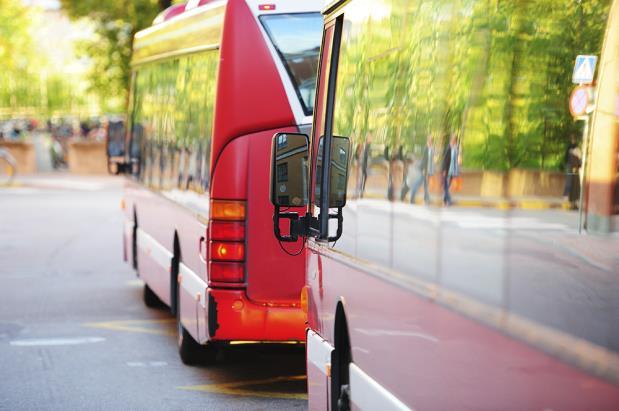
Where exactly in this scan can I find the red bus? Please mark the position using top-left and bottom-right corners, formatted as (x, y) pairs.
(109, 0), (324, 364)
(270, 0), (619, 409)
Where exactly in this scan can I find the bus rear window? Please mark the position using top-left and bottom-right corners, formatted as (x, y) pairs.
(260, 13), (323, 116)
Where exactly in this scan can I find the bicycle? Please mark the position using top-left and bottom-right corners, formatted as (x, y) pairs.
(0, 148), (17, 186)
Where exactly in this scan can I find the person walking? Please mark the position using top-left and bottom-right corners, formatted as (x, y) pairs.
(563, 138), (582, 209)
(404, 135), (434, 204)
(442, 134), (460, 206)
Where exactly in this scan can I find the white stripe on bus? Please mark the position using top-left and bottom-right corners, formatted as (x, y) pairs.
(137, 228), (173, 270)
(349, 363), (412, 411)
(180, 262), (207, 308)
(306, 329), (333, 374)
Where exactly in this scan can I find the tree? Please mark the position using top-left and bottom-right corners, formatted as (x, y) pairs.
(0, 0), (87, 118)
(60, 0), (174, 112)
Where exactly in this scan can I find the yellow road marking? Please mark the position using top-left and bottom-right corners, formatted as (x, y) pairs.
(179, 375), (308, 400)
(83, 319), (176, 336)
(126, 279), (144, 287)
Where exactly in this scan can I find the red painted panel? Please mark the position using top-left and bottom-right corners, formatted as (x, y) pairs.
(308, 245), (619, 410)
(210, 136), (249, 200)
(211, 0), (294, 176)
(244, 127), (306, 303)
(209, 288), (305, 341)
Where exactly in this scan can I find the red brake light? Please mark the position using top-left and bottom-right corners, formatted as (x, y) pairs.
(258, 4), (276, 10)
(209, 241), (245, 262)
(210, 221), (245, 241)
(209, 262), (244, 282)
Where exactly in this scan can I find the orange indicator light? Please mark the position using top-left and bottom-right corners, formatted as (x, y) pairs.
(211, 200), (246, 221)
(258, 4), (276, 10)
(300, 286), (309, 315)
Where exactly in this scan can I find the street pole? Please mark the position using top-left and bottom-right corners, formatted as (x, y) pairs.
(577, 113), (591, 234)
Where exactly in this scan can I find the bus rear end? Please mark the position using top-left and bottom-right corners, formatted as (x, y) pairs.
(204, 0), (324, 343)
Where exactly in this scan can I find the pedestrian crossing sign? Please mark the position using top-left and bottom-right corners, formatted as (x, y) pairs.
(572, 55), (597, 84)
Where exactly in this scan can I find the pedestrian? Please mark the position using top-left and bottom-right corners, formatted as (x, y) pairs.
(442, 134), (461, 206)
(403, 135), (434, 204)
(359, 140), (370, 198)
(563, 136), (582, 209)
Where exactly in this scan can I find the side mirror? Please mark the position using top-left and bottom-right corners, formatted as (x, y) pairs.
(270, 132), (310, 207)
(270, 132), (312, 242)
(315, 135), (351, 208)
(328, 136), (350, 207)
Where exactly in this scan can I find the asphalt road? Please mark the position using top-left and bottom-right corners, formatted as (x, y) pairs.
(0, 175), (307, 411)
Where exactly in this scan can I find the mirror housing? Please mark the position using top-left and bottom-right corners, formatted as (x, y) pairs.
(270, 132), (310, 207)
(328, 136), (350, 208)
(315, 135), (351, 208)
(270, 132), (314, 243)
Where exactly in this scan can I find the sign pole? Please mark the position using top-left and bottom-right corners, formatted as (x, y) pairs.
(577, 111), (591, 234)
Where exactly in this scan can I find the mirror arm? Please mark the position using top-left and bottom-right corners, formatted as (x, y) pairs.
(273, 206), (317, 242)
(326, 207), (344, 242)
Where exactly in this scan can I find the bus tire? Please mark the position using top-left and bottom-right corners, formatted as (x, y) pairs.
(143, 283), (164, 308)
(331, 304), (352, 411)
(170, 234), (180, 317)
(178, 323), (204, 366)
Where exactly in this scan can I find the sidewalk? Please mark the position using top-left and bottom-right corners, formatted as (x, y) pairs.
(448, 195), (570, 210)
(5, 173), (123, 192)
(362, 190), (572, 210)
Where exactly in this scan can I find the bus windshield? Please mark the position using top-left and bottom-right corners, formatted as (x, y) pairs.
(260, 13), (323, 116)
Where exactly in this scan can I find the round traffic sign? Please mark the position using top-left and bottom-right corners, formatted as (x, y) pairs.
(569, 85), (591, 117)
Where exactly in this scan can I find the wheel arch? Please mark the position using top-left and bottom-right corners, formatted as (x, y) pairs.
(132, 206), (139, 270)
(170, 230), (181, 316)
(331, 299), (352, 410)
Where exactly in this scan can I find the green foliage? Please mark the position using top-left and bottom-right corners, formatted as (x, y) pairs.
(333, 0), (611, 171)
(60, 0), (172, 112)
(0, 1), (87, 118)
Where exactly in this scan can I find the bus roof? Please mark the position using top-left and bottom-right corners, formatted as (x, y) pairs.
(133, 0), (323, 67)
(132, 1), (226, 66)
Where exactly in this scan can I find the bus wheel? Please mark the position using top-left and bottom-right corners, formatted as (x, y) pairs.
(177, 322), (204, 366)
(337, 383), (351, 411)
(332, 347), (351, 411)
(332, 305), (352, 411)
(143, 284), (165, 308)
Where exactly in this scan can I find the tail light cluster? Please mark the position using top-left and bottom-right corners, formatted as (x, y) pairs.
(208, 200), (246, 283)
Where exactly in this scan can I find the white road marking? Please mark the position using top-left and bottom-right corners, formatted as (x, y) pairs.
(22, 179), (106, 191)
(0, 188), (42, 195)
(10, 337), (106, 346)
(126, 279), (144, 287)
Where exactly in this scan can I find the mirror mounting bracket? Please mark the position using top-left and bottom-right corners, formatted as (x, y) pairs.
(326, 207), (344, 242)
(316, 207), (343, 242)
(273, 206), (318, 242)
